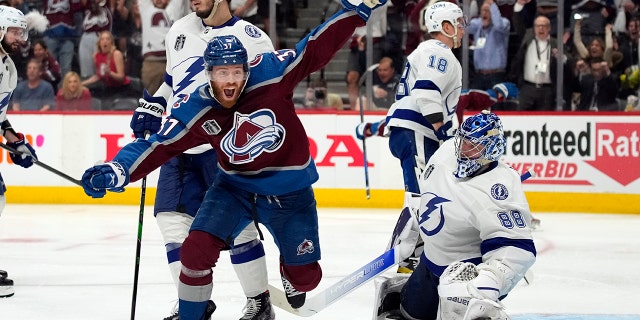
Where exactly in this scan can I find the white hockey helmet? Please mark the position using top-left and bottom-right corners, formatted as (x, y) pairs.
(422, 1), (466, 33)
(0, 5), (28, 42)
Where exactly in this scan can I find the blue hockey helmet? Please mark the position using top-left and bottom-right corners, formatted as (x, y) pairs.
(204, 35), (249, 72)
(454, 110), (506, 178)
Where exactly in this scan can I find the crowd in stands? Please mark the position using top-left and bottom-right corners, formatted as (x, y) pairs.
(6, 0), (640, 112)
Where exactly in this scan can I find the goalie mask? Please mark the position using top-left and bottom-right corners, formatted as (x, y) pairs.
(454, 110), (505, 178)
(204, 35), (250, 108)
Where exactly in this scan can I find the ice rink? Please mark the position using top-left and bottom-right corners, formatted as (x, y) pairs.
(1, 204), (639, 320)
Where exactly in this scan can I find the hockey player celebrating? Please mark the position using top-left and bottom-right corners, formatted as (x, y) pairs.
(379, 1), (468, 274)
(127, 0), (274, 318)
(81, 1), (387, 319)
(380, 110), (537, 320)
(0, 5), (39, 298)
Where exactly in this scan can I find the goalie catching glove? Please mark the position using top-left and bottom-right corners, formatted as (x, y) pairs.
(129, 90), (166, 139)
(81, 162), (130, 198)
(7, 133), (37, 168)
(437, 261), (511, 320)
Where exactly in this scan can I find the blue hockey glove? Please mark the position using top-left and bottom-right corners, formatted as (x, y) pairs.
(489, 82), (519, 101)
(342, 0), (388, 21)
(81, 162), (130, 198)
(434, 121), (454, 141)
(355, 120), (385, 140)
(130, 90), (166, 139)
(7, 133), (37, 168)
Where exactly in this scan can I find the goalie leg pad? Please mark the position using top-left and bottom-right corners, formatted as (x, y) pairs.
(373, 274), (410, 320)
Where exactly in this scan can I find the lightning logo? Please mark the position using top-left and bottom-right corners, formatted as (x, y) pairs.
(418, 192), (450, 236)
(173, 57), (205, 98)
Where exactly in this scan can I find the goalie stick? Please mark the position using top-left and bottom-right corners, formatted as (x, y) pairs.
(0, 142), (82, 186)
(268, 169), (538, 316)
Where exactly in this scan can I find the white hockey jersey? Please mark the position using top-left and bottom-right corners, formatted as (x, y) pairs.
(417, 139), (536, 293)
(0, 54), (18, 124)
(157, 13), (274, 153)
(387, 39), (462, 140)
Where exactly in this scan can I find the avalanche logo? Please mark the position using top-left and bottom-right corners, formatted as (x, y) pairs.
(220, 109), (285, 164)
(418, 192), (451, 236)
(297, 239), (315, 255)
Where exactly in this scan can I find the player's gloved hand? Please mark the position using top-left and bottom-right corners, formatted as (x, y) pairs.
(342, 0), (388, 21)
(355, 120), (385, 140)
(434, 121), (454, 141)
(489, 82), (519, 101)
(7, 133), (37, 168)
(81, 162), (130, 198)
(130, 90), (166, 139)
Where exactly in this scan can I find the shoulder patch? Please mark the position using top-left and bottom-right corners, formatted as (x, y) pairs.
(174, 34), (186, 51)
(244, 25), (262, 38)
(490, 183), (509, 200)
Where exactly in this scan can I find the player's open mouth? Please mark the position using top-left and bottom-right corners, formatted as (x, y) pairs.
(224, 89), (235, 98)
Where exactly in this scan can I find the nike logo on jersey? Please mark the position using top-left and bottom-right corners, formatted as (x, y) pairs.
(220, 109), (285, 164)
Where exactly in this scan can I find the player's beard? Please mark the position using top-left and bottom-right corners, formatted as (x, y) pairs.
(1, 38), (21, 55)
(211, 81), (244, 108)
(194, 0), (215, 19)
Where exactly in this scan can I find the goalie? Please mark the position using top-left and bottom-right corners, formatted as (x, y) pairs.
(374, 111), (536, 320)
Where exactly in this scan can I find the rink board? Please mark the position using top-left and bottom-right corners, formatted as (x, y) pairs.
(2, 111), (640, 213)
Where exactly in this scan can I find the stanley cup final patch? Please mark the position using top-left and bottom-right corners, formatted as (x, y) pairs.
(202, 120), (221, 135)
(174, 34), (186, 51)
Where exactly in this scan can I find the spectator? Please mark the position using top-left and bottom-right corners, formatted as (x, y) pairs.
(109, 0), (134, 62)
(509, 15), (571, 110)
(11, 59), (56, 111)
(573, 56), (621, 111)
(616, 14), (640, 100)
(30, 39), (62, 90)
(468, 0), (511, 90)
(79, 0), (113, 79)
(138, 0), (188, 95)
(574, 21), (620, 67)
(82, 31), (137, 107)
(56, 71), (93, 111)
(346, 1), (388, 109)
(41, 0), (84, 78)
(303, 78), (344, 110)
(357, 56), (399, 110)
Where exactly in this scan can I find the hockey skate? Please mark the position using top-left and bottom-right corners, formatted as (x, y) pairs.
(280, 274), (306, 309)
(162, 300), (216, 320)
(240, 291), (275, 320)
(0, 270), (14, 298)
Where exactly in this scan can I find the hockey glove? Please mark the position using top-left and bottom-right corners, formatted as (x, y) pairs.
(81, 162), (130, 198)
(130, 90), (166, 139)
(7, 133), (37, 168)
(434, 121), (454, 142)
(355, 120), (385, 140)
(342, 0), (388, 21)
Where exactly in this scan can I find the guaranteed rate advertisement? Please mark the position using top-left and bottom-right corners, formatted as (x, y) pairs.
(0, 112), (638, 205)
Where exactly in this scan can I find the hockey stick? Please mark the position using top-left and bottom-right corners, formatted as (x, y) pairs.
(269, 245), (403, 317)
(357, 63), (379, 200)
(130, 132), (150, 320)
(0, 142), (82, 186)
(268, 169), (538, 316)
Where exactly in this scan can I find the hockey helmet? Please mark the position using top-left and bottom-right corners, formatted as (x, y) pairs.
(422, 2), (466, 33)
(0, 5), (27, 42)
(454, 110), (506, 178)
(204, 35), (249, 70)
